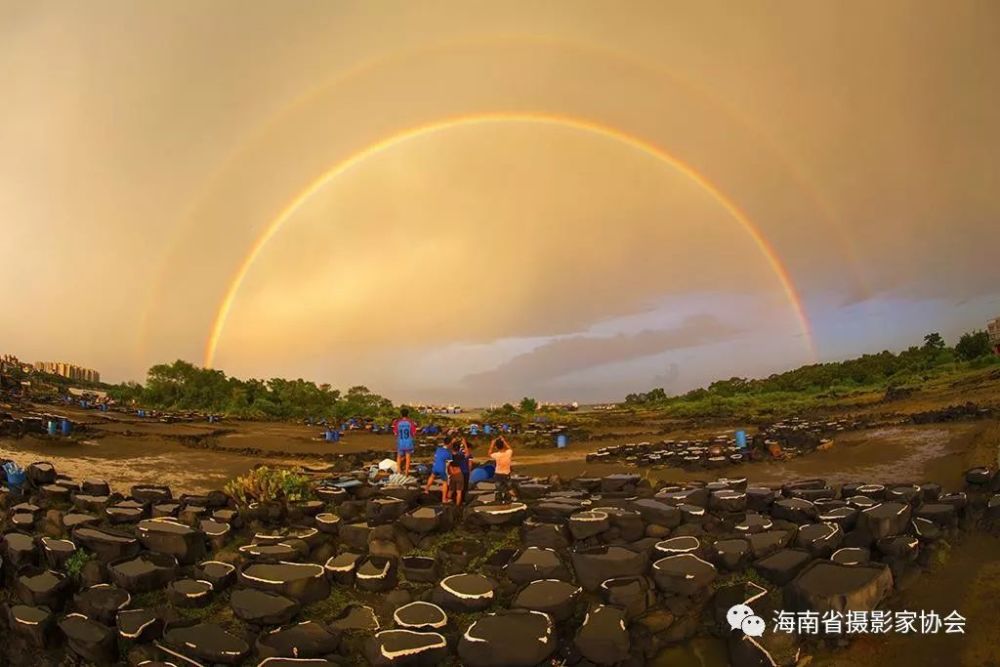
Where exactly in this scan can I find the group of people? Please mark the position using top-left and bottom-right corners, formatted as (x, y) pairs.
(391, 408), (515, 506)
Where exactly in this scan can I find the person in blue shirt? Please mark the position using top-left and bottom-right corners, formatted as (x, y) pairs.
(392, 407), (418, 476)
(424, 437), (453, 499)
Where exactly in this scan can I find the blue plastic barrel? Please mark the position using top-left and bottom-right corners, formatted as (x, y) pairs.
(470, 425), (479, 436)
(556, 434), (568, 448)
(47, 420), (58, 436)
(484, 424), (493, 435)
(60, 419), (72, 436)
(736, 430), (747, 449)
(470, 464), (495, 485)
(324, 430), (340, 442)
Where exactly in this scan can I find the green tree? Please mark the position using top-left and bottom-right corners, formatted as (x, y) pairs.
(110, 359), (395, 421)
(519, 396), (538, 413)
(955, 330), (992, 361)
(923, 332), (946, 350)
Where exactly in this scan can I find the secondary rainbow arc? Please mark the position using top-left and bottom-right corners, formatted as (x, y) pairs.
(204, 112), (817, 368)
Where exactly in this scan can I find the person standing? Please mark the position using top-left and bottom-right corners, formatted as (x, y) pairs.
(392, 407), (418, 477)
(450, 437), (471, 503)
(446, 460), (464, 506)
(425, 437), (453, 500)
(488, 435), (514, 503)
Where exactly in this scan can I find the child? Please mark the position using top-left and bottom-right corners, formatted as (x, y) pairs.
(446, 460), (464, 506)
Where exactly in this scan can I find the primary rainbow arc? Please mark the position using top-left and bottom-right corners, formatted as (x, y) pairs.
(203, 112), (817, 368)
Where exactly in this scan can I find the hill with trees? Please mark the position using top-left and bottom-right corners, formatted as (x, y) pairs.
(623, 330), (999, 418)
(107, 360), (397, 421)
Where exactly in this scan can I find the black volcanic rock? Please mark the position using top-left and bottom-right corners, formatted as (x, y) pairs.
(505, 547), (569, 584)
(457, 610), (556, 667)
(108, 552), (178, 593)
(7, 604), (53, 648)
(73, 526), (141, 563)
(137, 518), (205, 564)
(785, 560), (894, 613)
(755, 548), (813, 586)
(651, 554), (717, 595)
(365, 629), (448, 666)
(163, 622), (251, 665)
(512, 578), (582, 621)
(255, 620), (341, 659)
(574, 604), (630, 665)
(15, 567), (70, 609)
(434, 573), (497, 613)
(73, 583), (131, 624)
(230, 588), (300, 625)
(59, 613), (117, 664)
(116, 607), (163, 643)
(571, 546), (649, 592)
(238, 561), (330, 604)
(393, 601), (448, 631)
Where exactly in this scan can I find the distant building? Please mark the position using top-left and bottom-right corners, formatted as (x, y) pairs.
(34, 361), (100, 383)
(989, 317), (1000, 355)
(1, 354), (34, 374)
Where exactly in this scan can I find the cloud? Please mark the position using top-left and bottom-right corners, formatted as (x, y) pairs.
(649, 363), (681, 389)
(462, 315), (742, 394)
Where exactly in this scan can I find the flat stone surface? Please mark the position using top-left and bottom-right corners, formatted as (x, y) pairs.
(457, 610), (556, 667)
(163, 622), (250, 665)
(393, 601), (448, 630)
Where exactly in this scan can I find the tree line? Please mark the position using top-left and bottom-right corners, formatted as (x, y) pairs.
(624, 329), (997, 407)
(107, 360), (397, 421)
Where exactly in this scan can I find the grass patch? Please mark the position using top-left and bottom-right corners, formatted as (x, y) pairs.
(300, 585), (356, 622)
(132, 589), (168, 608)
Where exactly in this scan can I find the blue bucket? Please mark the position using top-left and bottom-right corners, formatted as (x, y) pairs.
(3, 462), (26, 488)
(556, 434), (568, 448)
(60, 419), (72, 436)
(736, 430), (747, 449)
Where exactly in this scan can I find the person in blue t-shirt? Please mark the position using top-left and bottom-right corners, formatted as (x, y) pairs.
(392, 407), (418, 477)
(424, 438), (453, 499)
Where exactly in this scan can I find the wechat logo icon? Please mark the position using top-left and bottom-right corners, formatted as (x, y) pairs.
(727, 603), (766, 637)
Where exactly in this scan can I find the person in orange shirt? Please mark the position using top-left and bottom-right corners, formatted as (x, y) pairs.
(487, 435), (515, 503)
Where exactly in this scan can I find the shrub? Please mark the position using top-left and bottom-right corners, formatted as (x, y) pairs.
(65, 549), (94, 577)
(224, 466), (312, 506)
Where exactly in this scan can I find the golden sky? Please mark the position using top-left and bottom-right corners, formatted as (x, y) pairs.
(2, 1), (998, 403)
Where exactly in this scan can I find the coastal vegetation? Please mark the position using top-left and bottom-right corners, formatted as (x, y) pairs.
(623, 331), (1000, 420)
(106, 360), (397, 421)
